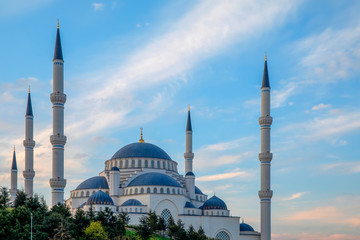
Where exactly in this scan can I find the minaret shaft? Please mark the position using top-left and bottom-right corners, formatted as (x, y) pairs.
(10, 149), (18, 202)
(23, 91), (35, 196)
(49, 24), (67, 206)
(259, 58), (273, 240)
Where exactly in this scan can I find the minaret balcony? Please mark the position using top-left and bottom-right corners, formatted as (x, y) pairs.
(23, 170), (35, 178)
(50, 135), (67, 145)
(23, 139), (35, 147)
(50, 92), (66, 104)
(259, 152), (273, 162)
(49, 178), (67, 188)
(184, 153), (194, 159)
(259, 116), (273, 125)
(258, 190), (273, 199)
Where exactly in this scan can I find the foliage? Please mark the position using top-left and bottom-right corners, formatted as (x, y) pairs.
(84, 221), (108, 240)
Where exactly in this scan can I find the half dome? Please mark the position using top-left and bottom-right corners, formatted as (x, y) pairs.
(240, 222), (255, 232)
(127, 172), (181, 187)
(121, 199), (143, 206)
(202, 195), (227, 210)
(111, 142), (172, 160)
(76, 176), (109, 190)
(86, 190), (114, 205)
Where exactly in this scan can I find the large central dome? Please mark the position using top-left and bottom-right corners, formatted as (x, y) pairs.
(111, 142), (172, 160)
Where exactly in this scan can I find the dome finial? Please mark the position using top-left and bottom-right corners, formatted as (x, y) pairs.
(188, 104), (190, 111)
(28, 85), (30, 93)
(139, 128), (145, 143)
(265, 52), (267, 61)
(57, 19), (59, 29)
(13, 145), (15, 151)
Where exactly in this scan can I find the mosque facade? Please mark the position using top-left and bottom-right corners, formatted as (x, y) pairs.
(9, 23), (274, 240)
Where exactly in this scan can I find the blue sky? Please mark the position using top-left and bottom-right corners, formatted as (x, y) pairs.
(0, 0), (360, 239)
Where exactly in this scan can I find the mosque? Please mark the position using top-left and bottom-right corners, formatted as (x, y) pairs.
(8, 22), (273, 240)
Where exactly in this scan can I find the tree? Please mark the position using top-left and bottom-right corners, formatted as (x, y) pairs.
(72, 208), (90, 239)
(14, 190), (27, 208)
(84, 221), (108, 240)
(0, 187), (10, 208)
(118, 212), (130, 226)
(136, 215), (152, 240)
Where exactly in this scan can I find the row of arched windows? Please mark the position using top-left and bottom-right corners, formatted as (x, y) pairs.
(106, 159), (178, 172)
(71, 190), (109, 198)
(124, 187), (184, 195)
(204, 210), (229, 216)
(196, 195), (206, 201)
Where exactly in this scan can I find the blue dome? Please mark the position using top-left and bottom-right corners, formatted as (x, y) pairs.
(184, 201), (196, 208)
(195, 186), (203, 194)
(111, 142), (172, 160)
(86, 190), (114, 205)
(121, 199), (143, 206)
(111, 166), (120, 171)
(202, 195), (227, 210)
(76, 176), (109, 190)
(128, 172), (181, 187)
(185, 171), (195, 176)
(240, 222), (255, 232)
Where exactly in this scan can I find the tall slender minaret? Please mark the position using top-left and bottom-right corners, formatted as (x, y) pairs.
(184, 106), (195, 199)
(49, 20), (67, 206)
(23, 87), (36, 196)
(258, 53), (273, 240)
(9, 147), (18, 202)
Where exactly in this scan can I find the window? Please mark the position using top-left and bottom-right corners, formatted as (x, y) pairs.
(151, 160), (154, 168)
(163, 162), (165, 169)
(93, 191), (95, 194)
(157, 161), (160, 168)
(177, 189), (180, 195)
(145, 160), (148, 167)
(215, 231), (230, 240)
(141, 188), (144, 194)
(154, 188), (157, 193)
(160, 188), (164, 194)
(100, 207), (102, 211)
(192, 210), (194, 215)
(160, 209), (172, 226)
(135, 208), (137, 212)
(120, 161), (123, 168)
(166, 188), (170, 194)
(130, 208), (132, 212)
(130, 189), (133, 194)
(86, 191), (90, 197)
(135, 188), (138, 194)
(132, 160), (135, 167)
(125, 160), (129, 168)
(147, 188), (151, 193)
(172, 189), (175, 194)
(196, 196), (198, 201)
(138, 160), (142, 167)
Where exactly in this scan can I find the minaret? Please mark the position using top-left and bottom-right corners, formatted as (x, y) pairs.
(49, 20), (67, 206)
(23, 87), (36, 196)
(184, 106), (195, 199)
(9, 147), (18, 202)
(258, 53), (273, 240)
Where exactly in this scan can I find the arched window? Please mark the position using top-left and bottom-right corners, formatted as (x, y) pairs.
(222, 212), (224, 216)
(188, 210), (190, 214)
(166, 188), (170, 194)
(167, 162), (170, 169)
(177, 189), (180, 195)
(92, 191), (95, 195)
(141, 188), (144, 194)
(160, 209), (172, 226)
(157, 161), (160, 168)
(217, 211), (219, 216)
(211, 211), (213, 215)
(135, 208), (137, 212)
(120, 160), (123, 168)
(135, 188), (138, 194)
(154, 188), (157, 193)
(215, 231), (231, 240)
(145, 160), (148, 168)
(151, 160), (154, 168)
(196, 196), (198, 201)
(172, 189), (175, 194)
(147, 188), (151, 193)
(160, 188), (164, 194)
(86, 191), (90, 197)
(192, 210), (194, 215)
(130, 189), (133, 194)
(76, 192), (79, 197)
(125, 160), (129, 168)
(138, 160), (142, 167)
(100, 207), (102, 211)
(130, 208), (132, 212)
(132, 160), (135, 167)
(163, 162), (166, 169)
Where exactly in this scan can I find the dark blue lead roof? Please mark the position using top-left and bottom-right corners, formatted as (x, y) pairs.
(202, 195), (227, 210)
(185, 171), (195, 176)
(186, 109), (192, 131)
(86, 190), (114, 206)
(195, 186), (203, 194)
(26, 92), (33, 116)
(240, 222), (255, 232)
(53, 26), (63, 61)
(262, 59), (270, 88)
(76, 176), (109, 190)
(184, 201), (196, 208)
(11, 150), (17, 170)
(111, 142), (172, 160)
(127, 172), (181, 187)
(111, 166), (120, 171)
(121, 199), (143, 206)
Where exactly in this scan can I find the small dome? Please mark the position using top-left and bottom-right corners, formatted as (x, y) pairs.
(76, 176), (109, 190)
(86, 190), (114, 205)
(121, 199), (143, 206)
(240, 222), (255, 232)
(185, 171), (195, 176)
(111, 142), (172, 160)
(202, 195), (227, 210)
(195, 186), (203, 194)
(184, 201), (196, 208)
(128, 172), (181, 187)
(111, 166), (120, 171)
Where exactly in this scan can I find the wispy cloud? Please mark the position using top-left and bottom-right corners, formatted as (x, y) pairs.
(197, 170), (252, 182)
(281, 192), (308, 201)
(92, 3), (104, 11)
(321, 161), (360, 174)
(312, 103), (331, 111)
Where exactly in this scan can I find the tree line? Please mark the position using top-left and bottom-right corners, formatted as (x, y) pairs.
(0, 187), (216, 240)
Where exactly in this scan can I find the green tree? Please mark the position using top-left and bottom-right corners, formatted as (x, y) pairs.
(84, 221), (108, 240)
(14, 190), (27, 208)
(118, 212), (130, 225)
(136, 215), (152, 240)
(0, 187), (10, 208)
(72, 208), (90, 239)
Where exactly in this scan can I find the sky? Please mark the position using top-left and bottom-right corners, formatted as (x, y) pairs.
(0, 0), (359, 239)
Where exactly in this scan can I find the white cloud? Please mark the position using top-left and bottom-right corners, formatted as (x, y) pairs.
(321, 161), (360, 174)
(197, 170), (252, 182)
(312, 103), (331, 111)
(281, 192), (308, 201)
(92, 3), (104, 11)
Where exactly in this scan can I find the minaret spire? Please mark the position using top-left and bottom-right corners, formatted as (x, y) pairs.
(184, 106), (195, 199)
(23, 89), (36, 196)
(49, 21), (67, 206)
(259, 55), (273, 240)
(10, 147), (18, 203)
